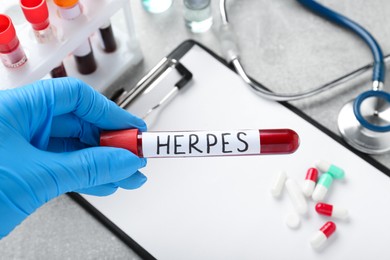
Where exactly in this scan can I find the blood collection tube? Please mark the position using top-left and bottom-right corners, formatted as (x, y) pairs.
(0, 15), (27, 68)
(53, 0), (97, 74)
(99, 20), (117, 53)
(100, 128), (299, 158)
(20, 0), (52, 43)
(50, 62), (67, 78)
(72, 39), (97, 74)
(20, 0), (68, 77)
(53, 0), (82, 20)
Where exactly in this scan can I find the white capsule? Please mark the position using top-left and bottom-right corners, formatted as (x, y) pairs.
(310, 231), (327, 249)
(315, 160), (345, 179)
(332, 206), (349, 220)
(271, 171), (287, 198)
(302, 180), (316, 197)
(302, 167), (318, 197)
(285, 179), (308, 215)
(310, 222), (336, 249)
(315, 202), (349, 220)
(312, 185), (327, 202)
(312, 173), (333, 202)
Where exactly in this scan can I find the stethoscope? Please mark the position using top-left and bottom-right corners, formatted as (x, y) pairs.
(219, 0), (390, 154)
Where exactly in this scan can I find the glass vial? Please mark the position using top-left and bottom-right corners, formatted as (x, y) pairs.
(73, 39), (97, 75)
(0, 14), (27, 68)
(183, 0), (213, 33)
(141, 0), (173, 14)
(99, 21), (117, 53)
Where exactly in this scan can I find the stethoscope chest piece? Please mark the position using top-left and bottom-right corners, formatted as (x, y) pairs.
(338, 93), (390, 154)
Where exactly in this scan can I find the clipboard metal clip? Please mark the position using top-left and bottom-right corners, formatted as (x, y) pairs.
(112, 58), (193, 119)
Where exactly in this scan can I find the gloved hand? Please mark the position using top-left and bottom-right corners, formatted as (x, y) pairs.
(0, 78), (147, 238)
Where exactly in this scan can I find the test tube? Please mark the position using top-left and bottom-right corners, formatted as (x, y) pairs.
(53, 0), (82, 20)
(50, 62), (67, 78)
(99, 20), (117, 53)
(100, 128), (300, 158)
(20, 0), (68, 77)
(0, 14), (28, 68)
(72, 39), (97, 75)
(20, 0), (52, 43)
(53, 0), (97, 75)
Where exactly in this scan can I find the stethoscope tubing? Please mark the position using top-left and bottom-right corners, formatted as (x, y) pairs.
(296, 0), (385, 83)
(220, 0), (389, 133)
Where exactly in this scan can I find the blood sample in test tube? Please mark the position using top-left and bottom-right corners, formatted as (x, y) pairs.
(53, 0), (97, 75)
(72, 39), (97, 75)
(100, 128), (300, 158)
(99, 20), (117, 53)
(20, 0), (68, 77)
(50, 62), (68, 78)
(0, 14), (27, 68)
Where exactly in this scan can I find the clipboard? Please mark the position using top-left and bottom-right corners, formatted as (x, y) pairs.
(70, 40), (390, 260)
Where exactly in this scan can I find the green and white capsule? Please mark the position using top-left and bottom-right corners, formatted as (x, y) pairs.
(312, 173), (333, 202)
(315, 161), (345, 179)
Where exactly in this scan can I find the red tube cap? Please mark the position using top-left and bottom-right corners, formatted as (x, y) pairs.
(100, 129), (139, 156)
(20, 0), (50, 30)
(0, 15), (19, 53)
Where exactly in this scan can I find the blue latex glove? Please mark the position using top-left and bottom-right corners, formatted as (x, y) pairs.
(0, 78), (147, 238)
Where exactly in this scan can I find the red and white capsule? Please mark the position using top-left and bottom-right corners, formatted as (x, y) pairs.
(302, 167), (318, 197)
(310, 221), (336, 249)
(315, 202), (349, 220)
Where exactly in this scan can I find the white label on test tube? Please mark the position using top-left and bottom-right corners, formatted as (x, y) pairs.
(73, 39), (91, 57)
(58, 3), (82, 20)
(0, 45), (27, 68)
(141, 130), (260, 158)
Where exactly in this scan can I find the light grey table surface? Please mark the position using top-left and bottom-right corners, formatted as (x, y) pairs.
(1, 0), (390, 259)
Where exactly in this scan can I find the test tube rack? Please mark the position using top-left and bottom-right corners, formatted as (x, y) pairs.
(0, 0), (143, 93)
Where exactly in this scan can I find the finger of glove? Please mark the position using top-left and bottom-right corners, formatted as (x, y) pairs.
(28, 78), (147, 131)
(51, 114), (99, 145)
(114, 171), (148, 190)
(47, 137), (90, 152)
(76, 183), (118, 196)
(49, 146), (147, 193)
(76, 171), (147, 196)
